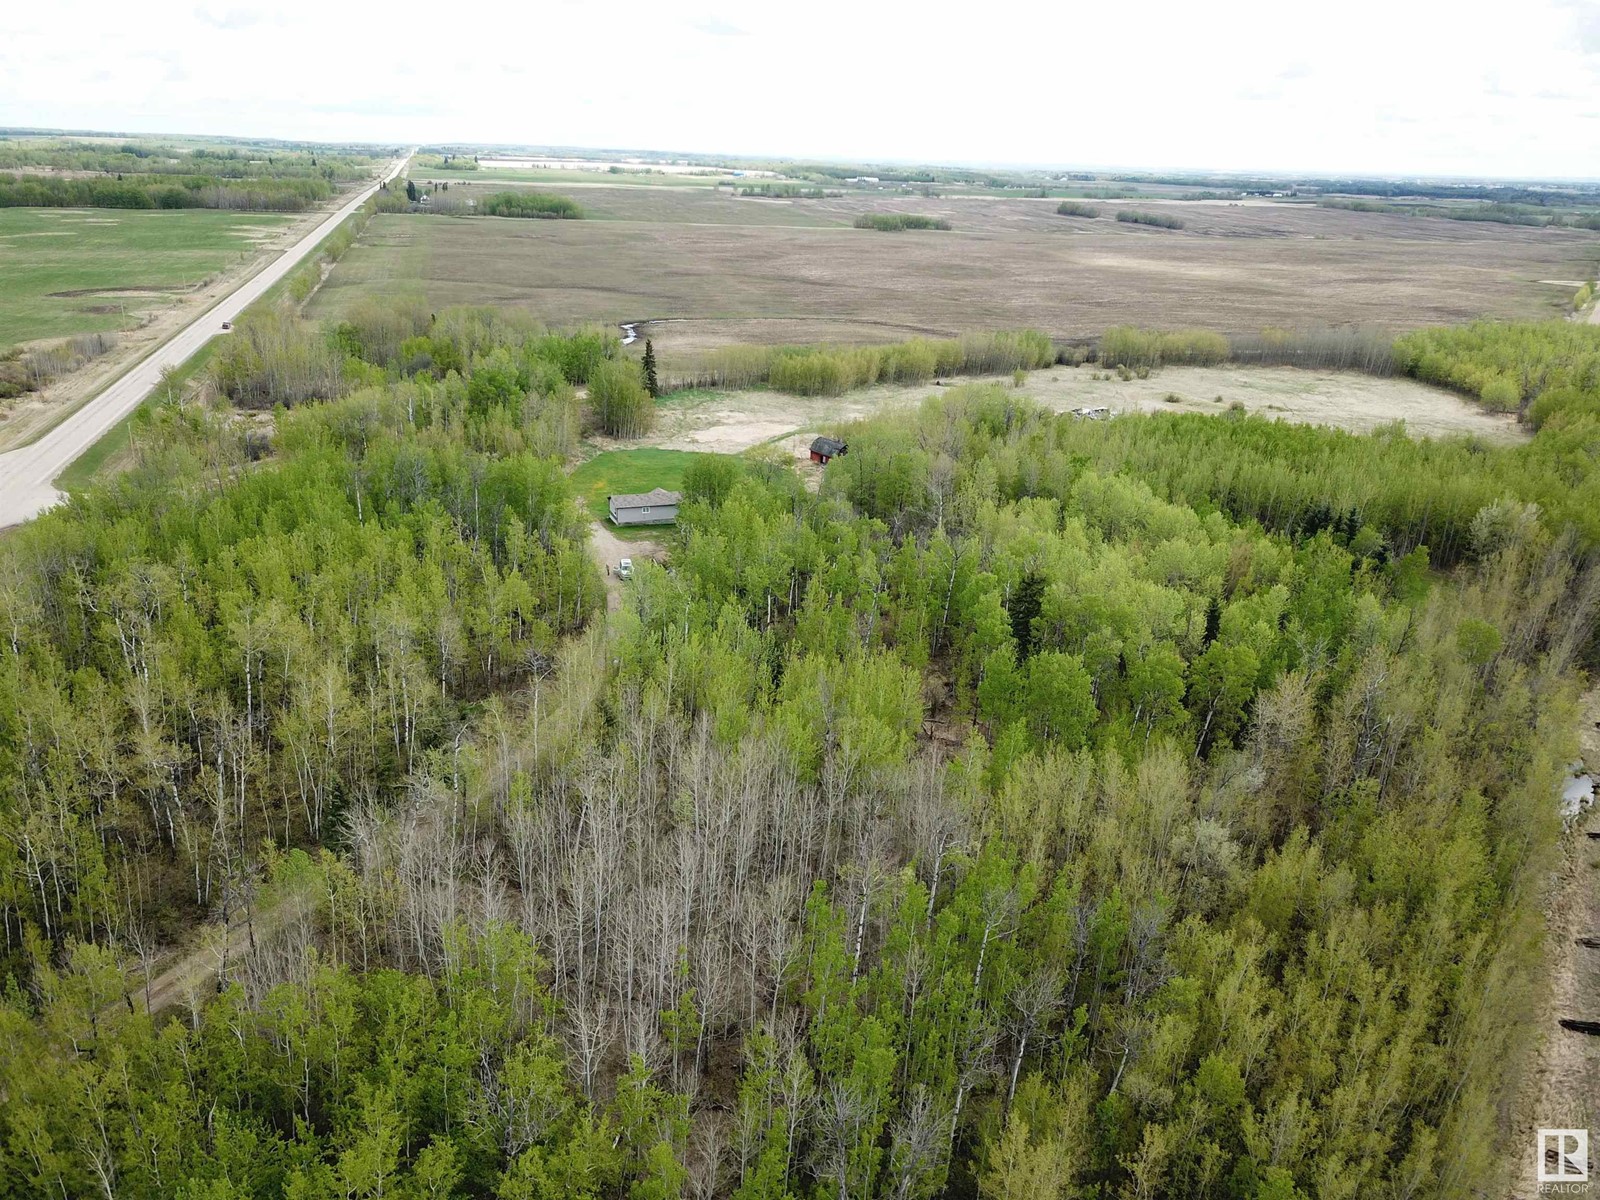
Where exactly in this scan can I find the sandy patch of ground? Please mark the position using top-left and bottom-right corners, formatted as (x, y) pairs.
(644, 364), (1525, 458)
(664, 416), (797, 454)
(1072, 364), (1526, 441)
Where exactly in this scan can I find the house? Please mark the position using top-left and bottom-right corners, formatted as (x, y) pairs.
(810, 436), (848, 464)
(608, 488), (680, 526)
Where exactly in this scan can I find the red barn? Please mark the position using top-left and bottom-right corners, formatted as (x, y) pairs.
(810, 436), (847, 464)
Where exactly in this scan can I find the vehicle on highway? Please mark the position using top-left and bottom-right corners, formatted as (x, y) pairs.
(221, 321), (233, 331)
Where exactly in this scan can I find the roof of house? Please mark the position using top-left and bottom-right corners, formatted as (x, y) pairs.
(609, 488), (682, 509)
(811, 436), (846, 455)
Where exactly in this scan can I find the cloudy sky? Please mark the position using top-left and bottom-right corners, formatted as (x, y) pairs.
(3, 0), (1598, 178)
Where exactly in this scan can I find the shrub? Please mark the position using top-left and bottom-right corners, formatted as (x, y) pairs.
(1229, 326), (1396, 374)
(1393, 321), (1600, 420)
(1116, 209), (1185, 229)
(0, 332), (119, 398)
(532, 328), (616, 385)
(1479, 376), (1522, 412)
(1318, 198), (1403, 214)
(211, 311), (345, 408)
(589, 359), (656, 438)
(480, 191), (584, 219)
(681, 454), (744, 506)
(740, 184), (828, 199)
(1056, 201), (1100, 218)
(853, 213), (952, 231)
(668, 330), (1054, 394)
(1098, 327), (1229, 369)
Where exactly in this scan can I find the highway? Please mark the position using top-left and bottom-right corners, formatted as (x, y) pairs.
(0, 153), (411, 528)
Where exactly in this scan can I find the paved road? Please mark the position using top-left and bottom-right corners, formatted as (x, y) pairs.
(0, 154), (411, 528)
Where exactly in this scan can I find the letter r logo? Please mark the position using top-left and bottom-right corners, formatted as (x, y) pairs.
(1538, 1128), (1589, 1181)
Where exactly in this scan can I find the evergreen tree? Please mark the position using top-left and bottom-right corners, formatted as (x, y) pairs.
(642, 338), (660, 398)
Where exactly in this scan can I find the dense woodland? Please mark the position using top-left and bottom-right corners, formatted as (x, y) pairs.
(1, 304), (1599, 1199)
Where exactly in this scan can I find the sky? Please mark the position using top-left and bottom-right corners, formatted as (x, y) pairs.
(3, 0), (1598, 179)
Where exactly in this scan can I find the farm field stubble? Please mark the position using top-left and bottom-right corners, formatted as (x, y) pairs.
(308, 186), (1600, 363)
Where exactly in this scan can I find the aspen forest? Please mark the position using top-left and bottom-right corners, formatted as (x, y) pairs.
(2, 303), (1599, 1200)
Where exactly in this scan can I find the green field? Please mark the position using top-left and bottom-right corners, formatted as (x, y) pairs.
(569, 448), (696, 523)
(419, 166), (725, 189)
(0, 208), (292, 345)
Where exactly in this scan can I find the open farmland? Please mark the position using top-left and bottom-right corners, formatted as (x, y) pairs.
(417, 165), (730, 188)
(0, 207), (294, 345)
(309, 186), (1600, 365)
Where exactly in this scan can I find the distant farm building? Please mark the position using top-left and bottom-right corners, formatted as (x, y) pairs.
(810, 436), (848, 464)
(608, 488), (681, 526)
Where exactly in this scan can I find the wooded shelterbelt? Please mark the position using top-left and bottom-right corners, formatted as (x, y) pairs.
(0, 139), (380, 212)
(1, 307), (1598, 1199)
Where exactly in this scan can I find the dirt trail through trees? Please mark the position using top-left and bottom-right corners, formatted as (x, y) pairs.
(1506, 685), (1600, 1197)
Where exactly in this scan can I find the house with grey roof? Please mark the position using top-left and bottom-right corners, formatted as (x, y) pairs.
(608, 488), (681, 526)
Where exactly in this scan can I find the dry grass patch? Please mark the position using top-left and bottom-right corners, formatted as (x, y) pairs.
(310, 193), (1599, 373)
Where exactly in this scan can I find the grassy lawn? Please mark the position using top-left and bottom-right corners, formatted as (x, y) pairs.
(569, 449), (697, 524)
(0, 208), (291, 346)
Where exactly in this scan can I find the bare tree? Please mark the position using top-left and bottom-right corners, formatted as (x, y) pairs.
(887, 1086), (950, 1200)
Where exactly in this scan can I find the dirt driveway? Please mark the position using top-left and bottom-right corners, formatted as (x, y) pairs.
(585, 515), (664, 612)
(1505, 685), (1600, 1197)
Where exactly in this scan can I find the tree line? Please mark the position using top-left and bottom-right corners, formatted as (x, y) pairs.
(1115, 210), (1185, 230)
(0, 139), (375, 181)
(0, 139), (379, 211)
(0, 332), (117, 400)
(854, 214), (952, 232)
(480, 191), (585, 220)
(0, 172), (336, 211)
(672, 331), (1056, 394)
